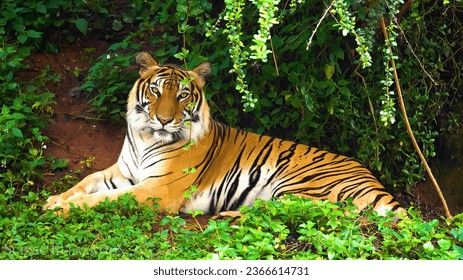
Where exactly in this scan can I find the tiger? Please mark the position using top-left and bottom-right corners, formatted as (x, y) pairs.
(43, 51), (403, 217)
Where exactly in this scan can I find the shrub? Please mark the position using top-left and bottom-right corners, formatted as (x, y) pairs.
(0, 42), (56, 202)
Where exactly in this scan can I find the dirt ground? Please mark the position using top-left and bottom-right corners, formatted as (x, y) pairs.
(29, 39), (452, 219)
(27, 39), (125, 178)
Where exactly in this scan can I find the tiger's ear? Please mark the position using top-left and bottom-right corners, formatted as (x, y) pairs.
(136, 52), (158, 76)
(193, 61), (211, 82)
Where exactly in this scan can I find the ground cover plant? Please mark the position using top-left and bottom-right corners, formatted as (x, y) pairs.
(1, 0), (463, 259)
(1, 193), (463, 260)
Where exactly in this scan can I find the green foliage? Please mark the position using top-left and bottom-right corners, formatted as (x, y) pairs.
(222, 0), (256, 109)
(1, 195), (463, 260)
(80, 46), (138, 122)
(0, 0), (156, 52)
(0, 40), (56, 196)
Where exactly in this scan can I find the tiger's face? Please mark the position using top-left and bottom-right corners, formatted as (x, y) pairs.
(127, 52), (211, 144)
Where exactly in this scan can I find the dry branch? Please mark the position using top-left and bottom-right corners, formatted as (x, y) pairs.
(379, 17), (453, 220)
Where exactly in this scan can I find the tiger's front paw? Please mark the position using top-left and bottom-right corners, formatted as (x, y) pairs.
(42, 194), (71, 214)
(43, 192), (110, 215)
(43, 194), (62, 210)
(42, 193), (85, 214)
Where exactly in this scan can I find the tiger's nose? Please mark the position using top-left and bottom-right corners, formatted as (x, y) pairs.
(156, 115), (174, 126)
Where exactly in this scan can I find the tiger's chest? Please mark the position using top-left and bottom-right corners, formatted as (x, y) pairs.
(117, 132), (210, 185)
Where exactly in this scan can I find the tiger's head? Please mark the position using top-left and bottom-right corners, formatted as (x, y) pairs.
(127, 52), (212, 144)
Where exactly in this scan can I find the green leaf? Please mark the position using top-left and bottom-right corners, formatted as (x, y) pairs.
(12, 112), (26, 120)
(324, 63), (335, 80)
(225, 93), (235, 106)
(423, 241), (434, 252)
(18, 46), (32, 57)
(17, 35), (28, 44)
(182, 167), (196, 174)
(46, 0), (62, 9)
(53, 19), (65, 27)
(1, 105), (11, 115)
(112, 19), (123, 31)
(450, 228), (463, 241)
(331, 45), (344, 60)
(36, 3), (47, 14)
(75, 18), (89, 35)
(327, 98), (336, 115)
(51, 158), (69, 170)
(26, 30), (42, 38)
(11, 127), (23, 138)
(177, 4), (188, 15)
(174, 47), (189, 60)
(437, 239), (452, 250)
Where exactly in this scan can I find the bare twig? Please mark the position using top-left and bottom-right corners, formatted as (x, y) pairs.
(269, 33), (280, 76)
(306, 1), (334, 50)
(380, 17), (452, 220)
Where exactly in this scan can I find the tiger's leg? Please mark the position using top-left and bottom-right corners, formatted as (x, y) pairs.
(43, 175), (184, 214)
(42, 163), (134, 212)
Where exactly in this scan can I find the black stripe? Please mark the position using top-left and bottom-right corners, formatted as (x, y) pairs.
(223, 170), (242, 211)
(229, 184), (257, 211)
(145, 172), (174, 179)
(135, 104), (144, 113)
(109, 177), (117, 189)
(120, 154), (135, 179)
(276, 142), (297, 166)
(208, 188), (218, 214)
(143, 155), (177, 169)
(126, 130), (139, 163)
(102, 173), (111, 190)
(371, 193), (389, 206)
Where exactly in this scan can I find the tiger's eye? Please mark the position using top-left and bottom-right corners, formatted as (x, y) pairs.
(178, 92), (189, 100)
(149, 87), (159, 96)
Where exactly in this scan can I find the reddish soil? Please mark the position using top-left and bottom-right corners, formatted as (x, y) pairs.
(29, 41), (450, 220)
(24, 39), (125, 184)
